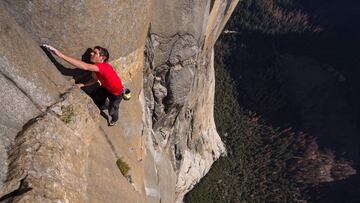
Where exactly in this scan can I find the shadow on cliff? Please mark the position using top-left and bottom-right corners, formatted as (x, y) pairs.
(41, 46), (94, 85)
(39, 49), (131, 176)
(41, 46), (112, 123)
(41, 46), (101, 96)
(0, 177), (32, 202)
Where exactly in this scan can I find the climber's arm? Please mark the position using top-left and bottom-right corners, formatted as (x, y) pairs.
(77, 73), (99, 88)
(43, 44), (99, 72)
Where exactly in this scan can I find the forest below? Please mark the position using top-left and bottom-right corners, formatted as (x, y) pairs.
(186, 0), (360, 202)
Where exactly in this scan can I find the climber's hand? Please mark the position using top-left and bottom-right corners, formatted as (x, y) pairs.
(76, 83), (85, 88)
(42, 44), (63, 57)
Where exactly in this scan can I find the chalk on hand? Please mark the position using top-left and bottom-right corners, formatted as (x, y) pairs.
(41, 44), (56, 52)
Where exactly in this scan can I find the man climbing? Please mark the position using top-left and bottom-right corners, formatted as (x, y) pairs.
(43, 44), (123, 126)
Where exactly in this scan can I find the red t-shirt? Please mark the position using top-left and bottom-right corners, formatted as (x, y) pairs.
(95, 62), (123, 96)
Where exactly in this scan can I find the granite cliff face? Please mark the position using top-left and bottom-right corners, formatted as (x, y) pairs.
(0, 1), (238, 202)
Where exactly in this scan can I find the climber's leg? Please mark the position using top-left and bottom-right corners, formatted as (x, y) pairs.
(92, 86), (109, 109)
(108, 94), (122, 125)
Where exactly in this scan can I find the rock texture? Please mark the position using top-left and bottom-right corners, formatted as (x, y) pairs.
(2, 0), (149, 59)
(0, 89), (99, 202)
(0, 5), (69, 190)
(143, 1), (239, 201)
(0, 0), (239, 202)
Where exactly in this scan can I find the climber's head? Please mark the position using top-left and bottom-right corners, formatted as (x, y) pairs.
(91, 46), (109, 63)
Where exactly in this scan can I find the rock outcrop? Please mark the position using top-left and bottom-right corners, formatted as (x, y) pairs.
(0, 0), (238, 202)
(143, 2), (238, 201)
(0, 5), (70, 191)
(0, 89), (100, 202)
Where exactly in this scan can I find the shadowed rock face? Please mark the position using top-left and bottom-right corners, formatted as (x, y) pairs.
(0, 0), (238, 202)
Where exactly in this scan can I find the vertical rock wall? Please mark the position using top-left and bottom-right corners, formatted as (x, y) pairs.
(143, 0), (239, 201)
(0, 5), (70, 190)
(2, 0), (150, 59)
(0, 1), (150, 202)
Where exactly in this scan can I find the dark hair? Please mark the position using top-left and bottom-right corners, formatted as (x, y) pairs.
(94, 46), (110, 62)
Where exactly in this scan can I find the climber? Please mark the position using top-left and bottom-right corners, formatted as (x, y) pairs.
(43, 44), (123, 126)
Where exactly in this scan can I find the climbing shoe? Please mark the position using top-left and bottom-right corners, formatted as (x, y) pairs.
(109, 119), (118, 126)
